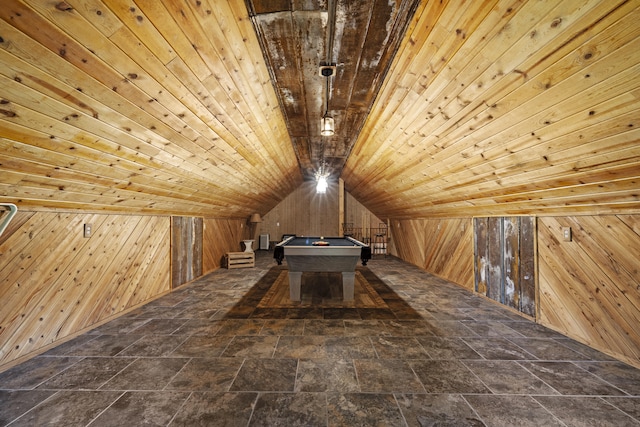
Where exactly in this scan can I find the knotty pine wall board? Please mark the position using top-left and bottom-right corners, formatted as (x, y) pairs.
(0, 212), (171, 370)
(261, 181), (341, 240)
(534, 215), (639, 367)
(202, 218), (247, 273)
(391, 218), (474, 291)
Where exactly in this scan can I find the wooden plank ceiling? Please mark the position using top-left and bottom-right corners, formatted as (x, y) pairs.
(0, 0), (639, 219)
(0, 0), (302, 217)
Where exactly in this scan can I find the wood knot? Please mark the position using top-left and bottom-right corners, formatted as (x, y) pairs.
(55, 2), (73, 11)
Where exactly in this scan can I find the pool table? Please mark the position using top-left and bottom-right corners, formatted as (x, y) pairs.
(274, 236), (371, 301)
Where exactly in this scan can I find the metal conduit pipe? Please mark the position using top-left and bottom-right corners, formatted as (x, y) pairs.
(0, 203), (18, 237)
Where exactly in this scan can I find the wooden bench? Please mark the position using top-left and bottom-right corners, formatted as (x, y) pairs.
(225, 251), (255, 269)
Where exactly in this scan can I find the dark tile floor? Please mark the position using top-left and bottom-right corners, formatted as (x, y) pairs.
(1, 252), (639, 426)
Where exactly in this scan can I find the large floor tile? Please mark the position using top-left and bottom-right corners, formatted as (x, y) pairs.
(410, 360), (490, 394)
(166, 358), (243, 391)
(355, 359), (425, 393)
(249, 392), (327, 426)
(170, 392), (258, 426)
(535, 396), (640, 426)
(464, 394), (565, 427)
(396, 393), (484, 427)
(89, 391), (189, 426)
(327, 393), (405, 426)
(519, 361), (628, 396)
(295, 358), (359, 392)
(230, 358), (298, 392)
(8, 390), (122, 427)
(0, 390), (56, 425)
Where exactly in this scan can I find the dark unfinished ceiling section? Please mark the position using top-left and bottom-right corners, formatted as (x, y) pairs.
(246, 0), (420, 180)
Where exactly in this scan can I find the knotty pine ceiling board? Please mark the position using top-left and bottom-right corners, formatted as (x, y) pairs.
(0, 0), (301, 217)
(342, 0), (640, 218)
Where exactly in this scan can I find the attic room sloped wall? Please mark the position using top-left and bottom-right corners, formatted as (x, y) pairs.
(0, 210), (246, 372)
(389, 214), (640, 369)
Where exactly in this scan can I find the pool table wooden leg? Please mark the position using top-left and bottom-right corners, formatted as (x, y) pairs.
(288, 271), (302, 301)
(342, 272), (355, 301)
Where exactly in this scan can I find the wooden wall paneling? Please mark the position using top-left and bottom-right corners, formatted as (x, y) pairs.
(474, 217), (488, 295)
(171, 216), (203, 289)
(619, 214), (640, 235)
(437, 219), (474, 291)
(0, 213), (86, 361)
(566, 216), (640, 330)
(0, 210), (33, 246)
(420, 220), (441, 270)
(391, 218), (474, 290)
(85, 216), (170, 324)
(538, 216), (640, 368)
(390, 219), (427, 268)
(539, 217), (625, 355)
(48, 214), (136, 338)
(202, 218), (246, 273)
(474, 216), (536, 316)
(473, 217), (489, 295)
(129, 219), (172, 304)
(194, 218), (203, 278)
(574, 216), (640, 285)
(503, 217), (520, 310)
(486, 217), (503, 303)
(0, 212), (172, 370)
(0, 210), (38, 269)
(537, 239), (602, 354)
(261, 187), (302, 240)
(310, 183), (340, 237)
(520, 216), (536, 317)
(261, 181), (340, 239)
(0, 213), (87, 358)
(343, 191), (383, 242)
(32, 215), (169, 341)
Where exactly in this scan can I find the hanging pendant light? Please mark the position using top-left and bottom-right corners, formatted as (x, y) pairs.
(320, 113), (334, 136)
(317, 65), (334, 190)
